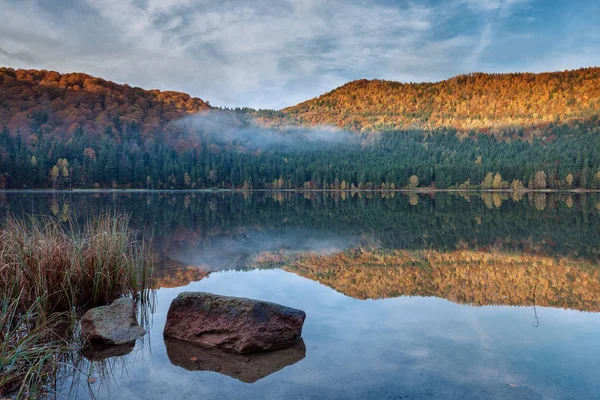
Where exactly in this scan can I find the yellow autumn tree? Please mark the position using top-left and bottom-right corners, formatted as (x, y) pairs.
(408, 175), (419, 188)
(565, 173), (574, 188)
(492, 173), (503, 189)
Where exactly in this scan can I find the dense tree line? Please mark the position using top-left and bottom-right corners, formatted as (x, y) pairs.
(1, 117), (600, 190)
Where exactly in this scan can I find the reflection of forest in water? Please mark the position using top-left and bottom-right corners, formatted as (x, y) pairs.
(251, 250), (600, 312)
(1, 190), (600, 311)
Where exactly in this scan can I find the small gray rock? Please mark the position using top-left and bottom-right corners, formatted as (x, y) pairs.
(81, 298), (146, 345)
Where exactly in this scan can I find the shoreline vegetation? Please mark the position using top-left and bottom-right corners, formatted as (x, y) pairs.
(1, 188), (600, 193)
(0, 213), (153, 398)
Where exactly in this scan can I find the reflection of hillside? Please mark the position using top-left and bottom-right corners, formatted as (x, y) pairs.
(153, 259), (209, 288)
(251, 250), (600, 312)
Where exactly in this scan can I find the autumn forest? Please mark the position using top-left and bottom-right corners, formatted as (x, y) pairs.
(2, 67), (600, 190)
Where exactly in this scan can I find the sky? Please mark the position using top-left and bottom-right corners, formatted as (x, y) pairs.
(0, 0), (599, 109)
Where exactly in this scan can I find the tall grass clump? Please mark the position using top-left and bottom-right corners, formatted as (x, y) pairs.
(0, 212), (153, 398)
(0, 212), (153, 313)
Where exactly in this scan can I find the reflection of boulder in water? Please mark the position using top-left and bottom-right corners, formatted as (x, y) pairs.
(165, 337), (306, 383)
(82, 342), (135, 361)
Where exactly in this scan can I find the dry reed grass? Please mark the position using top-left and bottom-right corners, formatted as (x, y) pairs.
(0, 212), (153, 398)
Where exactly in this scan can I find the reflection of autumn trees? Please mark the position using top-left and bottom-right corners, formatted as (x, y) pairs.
(251, 250), (600, 312)
(153, 259), (209, 288)
(10, 191), (594, 298)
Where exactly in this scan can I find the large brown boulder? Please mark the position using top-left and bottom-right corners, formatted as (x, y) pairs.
(165, 337), (306, 383)
(81, 298), (146, 345)
(163, 292), (306, 353)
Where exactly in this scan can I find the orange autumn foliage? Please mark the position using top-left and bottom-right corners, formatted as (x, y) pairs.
(0, 68), (210, 139)
(153, 259), (210, 289)
(252, 249), (600, 312)
(268, 67), (600, 134)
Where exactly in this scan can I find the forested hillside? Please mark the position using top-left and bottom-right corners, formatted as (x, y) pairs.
(268, 68), (600, 134)
(1, 67), (600, 190)
(0, 68), (211, 140)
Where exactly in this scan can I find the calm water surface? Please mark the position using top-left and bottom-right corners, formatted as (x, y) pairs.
(3, 191), (600, 399)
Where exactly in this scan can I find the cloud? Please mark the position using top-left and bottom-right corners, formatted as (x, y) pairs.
(461, 0), (529, 70)
(460, 0), (522, 12)
(0, 46), (38, 64)
(0, 0), (598, 109)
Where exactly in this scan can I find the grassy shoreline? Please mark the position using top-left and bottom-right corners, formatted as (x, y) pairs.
(0, 213), (153, 398)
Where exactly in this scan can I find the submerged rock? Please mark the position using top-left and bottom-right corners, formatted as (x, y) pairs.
(165, 337), (306, 383)
(163, 292), (306, 353)
(81, 298), (146, 345)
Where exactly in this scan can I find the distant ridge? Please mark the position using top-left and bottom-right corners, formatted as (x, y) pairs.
(269, 67), (600, 133)
(2, 67), (600, 138)
(0, 68), (211, 138)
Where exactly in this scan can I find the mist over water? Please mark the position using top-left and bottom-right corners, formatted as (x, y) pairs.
(168, 229), (361, 272)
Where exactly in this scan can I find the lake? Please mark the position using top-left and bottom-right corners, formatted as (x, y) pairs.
(2, 191), (600, 399)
